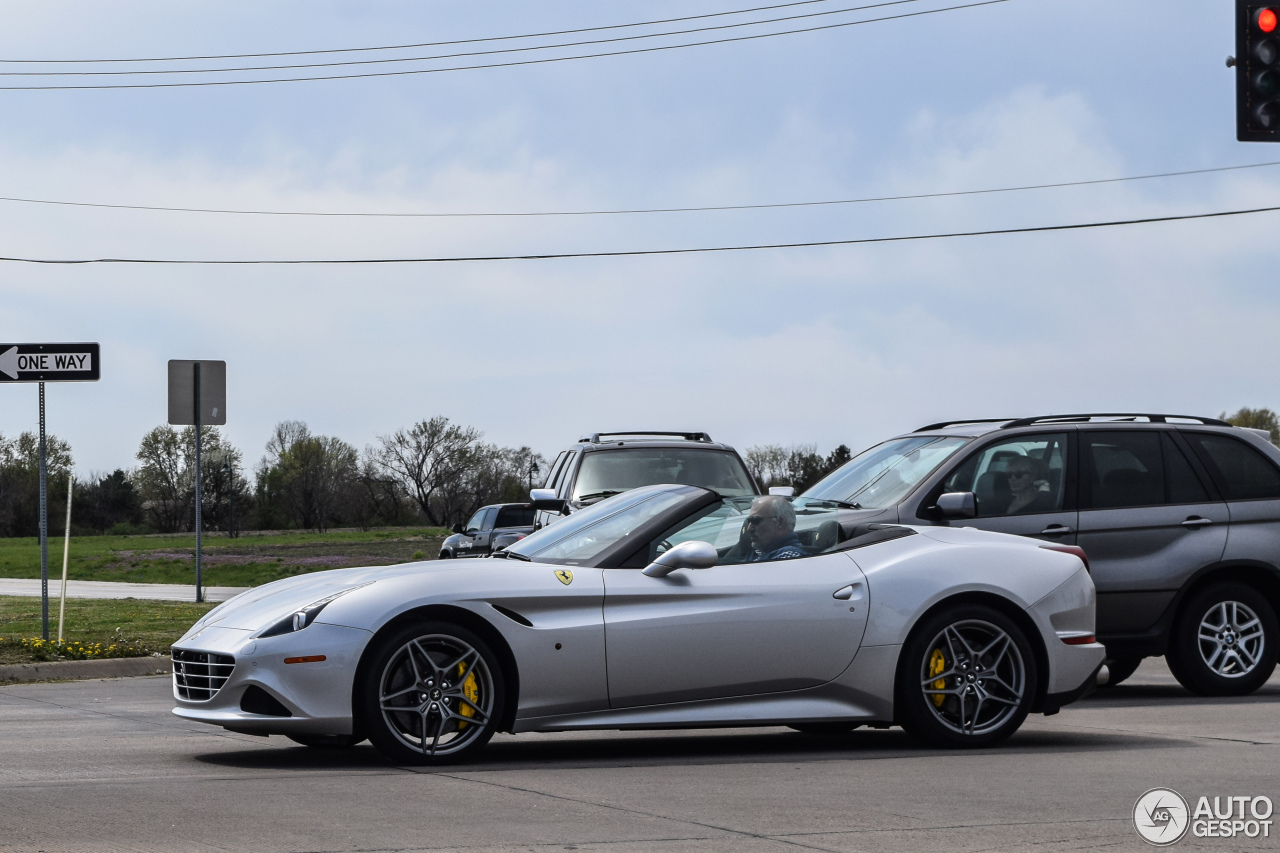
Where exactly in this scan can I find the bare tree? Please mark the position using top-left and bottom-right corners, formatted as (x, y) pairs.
(372, 417), (482, 525)
(135, 425), (242, 533)
(256, 422), (359, 531)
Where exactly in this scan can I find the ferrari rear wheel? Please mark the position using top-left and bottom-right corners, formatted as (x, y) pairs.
(896, 605), (1036, 749)
(359, 622), (504, 765)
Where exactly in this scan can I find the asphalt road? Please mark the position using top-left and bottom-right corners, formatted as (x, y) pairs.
(1, 659), (1277, 853)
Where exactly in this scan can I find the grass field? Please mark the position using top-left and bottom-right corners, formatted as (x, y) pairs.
(0, 527), (448, 588)
(0, 596), (217, 665)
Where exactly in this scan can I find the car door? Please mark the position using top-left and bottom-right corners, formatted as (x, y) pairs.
(939, 431), (1079, 543)
(471, 507), (497, 555)
(458, 507), (493, 556)
(1181, 431), (1280, 570)
(1075, 430), (1228, 637)
(602, 499), (868, 708)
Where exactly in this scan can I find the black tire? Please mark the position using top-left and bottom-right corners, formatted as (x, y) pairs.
(895, 604), (1037, 749)
(286, 733), (366, 748)
(788, 723), (860, 736)
(1166, 582), (1278, 696)
(1098, 656), (1142, 688)
(438, 550), (453, 559)
(357, 621), (505, 765)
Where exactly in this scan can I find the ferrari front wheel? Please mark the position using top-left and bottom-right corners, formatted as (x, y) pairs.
(896, 605), (1036, 749)
(358, 622), (505, 765)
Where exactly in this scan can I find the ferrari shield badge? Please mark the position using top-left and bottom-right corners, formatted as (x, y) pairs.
(554, 569), (573, 585)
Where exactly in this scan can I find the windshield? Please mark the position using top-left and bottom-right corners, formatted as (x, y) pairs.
(802, 436), (969, 508)
(506, 485), (695, 565)
(571, 448), (756, 500)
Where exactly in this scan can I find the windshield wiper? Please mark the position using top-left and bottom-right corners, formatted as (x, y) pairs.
(576, 490), (624, 502)
(498, 551), (531, 562)
(806, 498), (862, 509)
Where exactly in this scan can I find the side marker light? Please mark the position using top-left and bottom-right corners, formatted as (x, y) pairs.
(1060, 635), (1096, 646)
(283, 655), (327, 664)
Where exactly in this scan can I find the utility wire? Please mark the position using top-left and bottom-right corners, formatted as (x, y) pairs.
(0, 0), (847, 64)
(2, 204), (1275, 264)
(0, 0), (920, 78)
(0, 1), (1008, 90)
(2, 160), (1275, 219)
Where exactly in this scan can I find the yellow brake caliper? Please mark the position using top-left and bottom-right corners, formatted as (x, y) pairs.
(456, 662), (479, 728)
(928, 648), (947, 707)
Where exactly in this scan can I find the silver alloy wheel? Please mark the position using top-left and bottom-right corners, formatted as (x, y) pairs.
(378, 633), (495, 757)
(920, 619), (1025, 736)
(1197, 600), (1266, 678)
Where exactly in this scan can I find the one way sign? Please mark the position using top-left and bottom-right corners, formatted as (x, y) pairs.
(0, 343), (100, 382)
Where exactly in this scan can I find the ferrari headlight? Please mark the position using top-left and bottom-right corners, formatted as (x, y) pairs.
(255, 584), (370, 639)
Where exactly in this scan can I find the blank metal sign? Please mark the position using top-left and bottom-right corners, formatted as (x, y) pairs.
(168, 360), (226, 426)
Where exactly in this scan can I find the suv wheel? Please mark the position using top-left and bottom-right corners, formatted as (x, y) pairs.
(1167, 582), (1279, 696)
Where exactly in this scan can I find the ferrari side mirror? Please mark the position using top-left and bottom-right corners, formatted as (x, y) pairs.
(643, 540), (719, 578)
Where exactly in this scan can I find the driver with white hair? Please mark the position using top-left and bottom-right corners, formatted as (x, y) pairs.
(745, 495), (806, 562)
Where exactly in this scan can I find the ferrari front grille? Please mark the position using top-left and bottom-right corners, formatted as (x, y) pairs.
(172, 649), (235, 701)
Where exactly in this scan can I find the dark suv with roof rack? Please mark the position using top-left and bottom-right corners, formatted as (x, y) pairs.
(528, 431), (761, 529)
(800, 413), (1280, 696)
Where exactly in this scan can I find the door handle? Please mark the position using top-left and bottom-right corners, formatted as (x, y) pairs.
(1040, 525), (1073, 536)
(833, 585), (859, 600)
(1182, 517), (1214, 528)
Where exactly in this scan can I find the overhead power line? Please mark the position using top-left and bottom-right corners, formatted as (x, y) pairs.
(0, 1), (1008, 90)
(2, 204), (1275, 265)
(0, 0), (922, 78)
(0, 0), (849, 64)
(2, 160), (1275, 219)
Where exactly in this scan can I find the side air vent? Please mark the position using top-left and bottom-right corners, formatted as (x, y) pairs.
(491, 604), (534, 627)
(240, 685), (293, 717)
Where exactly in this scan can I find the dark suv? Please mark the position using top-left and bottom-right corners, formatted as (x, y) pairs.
(801, 413), (1280, 696)
(530, 431), (760, 529)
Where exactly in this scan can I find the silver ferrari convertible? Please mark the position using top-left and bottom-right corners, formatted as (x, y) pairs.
(172, 484), (1104, 763)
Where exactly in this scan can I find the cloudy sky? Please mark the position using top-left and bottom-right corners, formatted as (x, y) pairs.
(0, 0), (1275, 476)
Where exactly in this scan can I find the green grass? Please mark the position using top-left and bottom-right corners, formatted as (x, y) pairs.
(0, 527), (448, 588)
(0, 596), (217, 665)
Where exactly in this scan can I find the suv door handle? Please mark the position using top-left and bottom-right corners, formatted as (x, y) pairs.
(1040, 525), (1073, 536)
(1182, 517), (1214, 528)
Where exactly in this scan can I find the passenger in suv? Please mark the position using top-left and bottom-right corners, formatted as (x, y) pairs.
(801, 414), (1280, 697)
(529, 431), (760, 529)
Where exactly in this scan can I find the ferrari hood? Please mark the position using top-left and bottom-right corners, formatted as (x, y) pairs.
(188, 560), (459, 634)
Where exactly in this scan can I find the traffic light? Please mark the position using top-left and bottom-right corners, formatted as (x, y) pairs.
(1237, 2), (1280, 140)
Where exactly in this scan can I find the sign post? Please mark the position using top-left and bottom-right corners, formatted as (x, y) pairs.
(167, 360), (226, 604)
(0, 342), (100, 640)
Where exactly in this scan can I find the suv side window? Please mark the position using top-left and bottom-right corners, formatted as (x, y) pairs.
(1083, 432), (1165, 509)
(942, 433), (1068, 517)
(1185, 433), (1280, 500)
(542, 452), (568, 489)
(1163, 434), (1210, 504)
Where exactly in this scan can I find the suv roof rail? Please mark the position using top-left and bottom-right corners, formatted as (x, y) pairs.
(579, 431), (714, 444)
(914, 418), (1018, 432)
(999, 413), (1231, 428)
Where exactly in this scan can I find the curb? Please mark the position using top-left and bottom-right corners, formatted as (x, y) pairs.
(0, 656), (172, 684)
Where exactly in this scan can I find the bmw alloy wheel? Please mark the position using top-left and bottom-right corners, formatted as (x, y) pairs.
(1197, 600), (1265, 677)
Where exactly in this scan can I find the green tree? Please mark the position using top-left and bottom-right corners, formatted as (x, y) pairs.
(0, 431), (73, 537)
(256, 421), (359, 532)
(135, 425), (244, 533)
(1222, 407), (1280, 445)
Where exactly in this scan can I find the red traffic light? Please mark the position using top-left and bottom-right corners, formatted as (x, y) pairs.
(1261, 8), (1278, 32)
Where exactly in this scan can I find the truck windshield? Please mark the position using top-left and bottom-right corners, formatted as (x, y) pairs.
(802, 436), (969, 509)
(572, 448), (756, 500)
